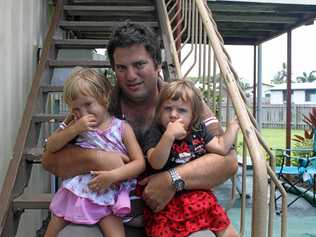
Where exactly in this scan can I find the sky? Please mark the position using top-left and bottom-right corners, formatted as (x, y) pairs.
(226, 21), (316, 85)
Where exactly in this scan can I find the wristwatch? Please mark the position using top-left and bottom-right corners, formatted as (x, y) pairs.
(168, 168), (185, 192)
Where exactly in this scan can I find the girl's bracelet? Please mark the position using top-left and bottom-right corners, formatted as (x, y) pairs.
(59, 122), (67, 130)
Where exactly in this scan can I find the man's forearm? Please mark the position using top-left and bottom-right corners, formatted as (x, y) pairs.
(177, 150), (238, 190)
(42, 146), (125, 178)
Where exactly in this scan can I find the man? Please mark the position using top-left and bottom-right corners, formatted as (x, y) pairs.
(42, 22), (238, 237)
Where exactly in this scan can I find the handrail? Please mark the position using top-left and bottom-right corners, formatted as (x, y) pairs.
(196, 2), (268, 235)
(156, 0), (288, 236)
(0, 0), (63, 235)
(156, 0), (182, 79)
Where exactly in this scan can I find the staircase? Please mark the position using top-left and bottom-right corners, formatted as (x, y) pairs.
(0, 0), (287, 237)
(0, 0), (161, 236)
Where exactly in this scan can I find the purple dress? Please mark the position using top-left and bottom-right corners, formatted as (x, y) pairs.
(49, 117), (136, 224)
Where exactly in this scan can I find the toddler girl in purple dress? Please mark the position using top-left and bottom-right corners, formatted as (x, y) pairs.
(44, 67), (145, 237)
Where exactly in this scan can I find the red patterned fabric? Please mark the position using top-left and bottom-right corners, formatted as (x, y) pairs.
(144, 190), (230, 237)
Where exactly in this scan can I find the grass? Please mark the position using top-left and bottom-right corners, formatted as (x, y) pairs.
(236, 128), (306, 152)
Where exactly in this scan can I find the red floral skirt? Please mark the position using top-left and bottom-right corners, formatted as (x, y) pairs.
(144, 190), (230, 237)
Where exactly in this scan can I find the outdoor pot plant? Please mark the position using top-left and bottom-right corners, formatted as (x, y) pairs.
(291, 107), (316, 165)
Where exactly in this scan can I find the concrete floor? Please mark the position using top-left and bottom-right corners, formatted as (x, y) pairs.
(214, 166), (316, 237)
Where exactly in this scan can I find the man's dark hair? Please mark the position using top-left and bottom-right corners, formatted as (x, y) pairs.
(107, 21), (162, 69)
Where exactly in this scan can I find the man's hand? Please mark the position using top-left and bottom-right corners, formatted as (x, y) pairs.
(139, 171), (175, 212)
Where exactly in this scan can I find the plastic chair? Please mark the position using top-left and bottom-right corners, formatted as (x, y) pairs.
(274, 144), (316, 211)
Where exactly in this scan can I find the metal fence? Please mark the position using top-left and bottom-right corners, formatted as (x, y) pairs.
(46, 92), (315, 130)
(220, 104), (316, 129)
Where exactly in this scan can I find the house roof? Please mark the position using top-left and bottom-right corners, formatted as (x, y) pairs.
(269, 82), (316, 90)
(207, 0), (316, 45)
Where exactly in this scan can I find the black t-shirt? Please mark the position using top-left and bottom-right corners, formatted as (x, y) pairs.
(142, 123), (214, 172)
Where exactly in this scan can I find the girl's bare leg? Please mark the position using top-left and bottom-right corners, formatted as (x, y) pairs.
(216, 224), (239, 237)
(44, 214), (68, 237)
(99, 215), (125, 237)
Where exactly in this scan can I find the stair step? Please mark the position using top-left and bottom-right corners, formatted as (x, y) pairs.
(24, 148), (43, 163)
(63, 5), (155, 19)
(13, 193), (52, 210)
(64, 5), (155, 12)
(54, 39), (108, 49)
(59, 20), (158, 31)
(48, 59), (110, 68)
(32, 114), (66, 123)
(65, 0), (153, 7)
(41, 85), (64, 93)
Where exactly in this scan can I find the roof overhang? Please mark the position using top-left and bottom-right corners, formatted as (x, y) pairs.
(207, 0), (316, 45)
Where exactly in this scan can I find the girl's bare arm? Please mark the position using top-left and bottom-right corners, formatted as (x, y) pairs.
(88, 123), (145, 192)
(205, 118), (240, 155)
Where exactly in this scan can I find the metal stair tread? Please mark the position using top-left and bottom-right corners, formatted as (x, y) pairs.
(13, 193), (52, 210)
(54, 39), (108, 49)
(59, 20), (158, 28)
(41, 85), (64, 92)
(48, 59), (110, 68)
(24, 147), (44, 163)
(66, 0), (153, 6)
(64, 5), (155, 11)
(32, 113), (66, 123)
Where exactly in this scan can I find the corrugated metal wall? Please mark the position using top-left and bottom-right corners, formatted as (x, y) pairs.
(0, 0), (50, 236)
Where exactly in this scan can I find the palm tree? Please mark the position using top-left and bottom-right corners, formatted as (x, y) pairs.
(271, 62), (287, 84)
(296, 71), (316, 83)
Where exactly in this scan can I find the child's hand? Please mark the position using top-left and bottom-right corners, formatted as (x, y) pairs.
(73, 114), (97, 133)
(88, 171), (115, 193)
(165, 118), (187, 140)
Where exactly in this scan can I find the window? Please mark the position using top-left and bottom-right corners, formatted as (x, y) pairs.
(305, 89), (316, 102)
(283, 90), (293, 102)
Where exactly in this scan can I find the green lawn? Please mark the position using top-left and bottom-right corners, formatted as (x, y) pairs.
(237, 128), (305, 150)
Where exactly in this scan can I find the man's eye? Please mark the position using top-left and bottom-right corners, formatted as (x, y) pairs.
(85, 102), (92, 107)
(136, 61), (146, 69)
(115, 65), (125, 72)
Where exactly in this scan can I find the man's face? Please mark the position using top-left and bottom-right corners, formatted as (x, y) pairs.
(113, 44), (161, 103)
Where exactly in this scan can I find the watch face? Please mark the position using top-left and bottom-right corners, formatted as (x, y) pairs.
(175, 179), (185, 191)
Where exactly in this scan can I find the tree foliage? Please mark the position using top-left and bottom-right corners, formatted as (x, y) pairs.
(271, 62), (287, 84)
(296, 71), (316, 83)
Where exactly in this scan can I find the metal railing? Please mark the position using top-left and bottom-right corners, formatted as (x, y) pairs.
(156, 0), (288, 236)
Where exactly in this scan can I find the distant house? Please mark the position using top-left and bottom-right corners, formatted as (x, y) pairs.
(244, 82), (273, 98)
(241, 82), (273, 104)
(268, 82), (316, 104)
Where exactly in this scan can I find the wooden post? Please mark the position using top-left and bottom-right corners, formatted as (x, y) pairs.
(286, 31), (292, 165)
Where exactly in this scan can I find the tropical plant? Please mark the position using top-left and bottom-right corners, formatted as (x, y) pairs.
(296, 71), (316, 83)
(292, 107), (316, 158)
(271, 62), (287, 84)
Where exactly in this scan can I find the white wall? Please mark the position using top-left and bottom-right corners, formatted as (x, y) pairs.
(0, 0), (50, 236)
(270, 90), (316, 104)
(294, 90), (305, 104)
(270, 91), (283, 104)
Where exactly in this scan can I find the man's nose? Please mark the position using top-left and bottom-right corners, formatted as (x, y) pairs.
(126, 67), (137, 81)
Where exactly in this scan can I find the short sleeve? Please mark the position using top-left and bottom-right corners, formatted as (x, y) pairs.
(200, 123), (214, 144)
(141, 124), (163, 154)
